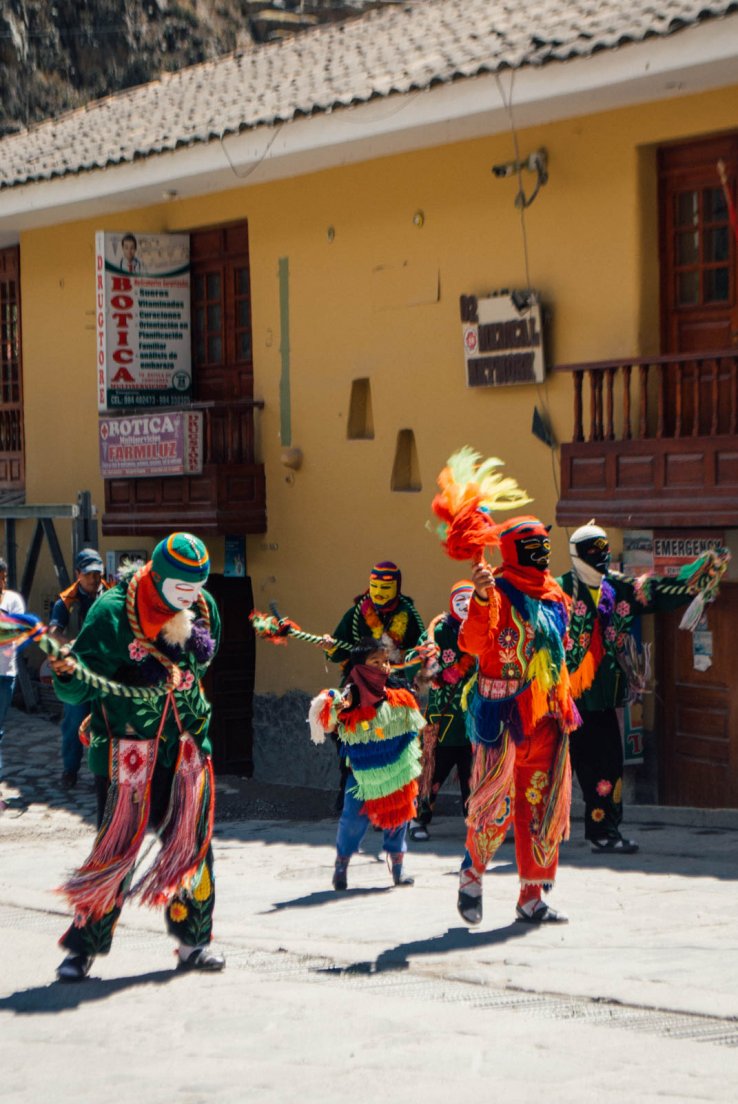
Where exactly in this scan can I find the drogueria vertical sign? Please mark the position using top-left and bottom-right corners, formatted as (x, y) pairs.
(96, 231), (192, 410)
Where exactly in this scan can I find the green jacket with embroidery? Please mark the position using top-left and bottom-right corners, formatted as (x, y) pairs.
(52, 581), (221, 777)
(327, 594), (424, 667)
(558, 566), (698, 712)
(416, 615), (476, 747)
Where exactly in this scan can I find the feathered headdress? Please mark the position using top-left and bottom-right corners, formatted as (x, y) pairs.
(431, 447), (532, 562)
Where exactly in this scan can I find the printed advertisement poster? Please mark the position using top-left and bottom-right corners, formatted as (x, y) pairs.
(224, 535), (246, 577)
(622, 530), (654, 574)
(99, 410), (203, 478)
(96, 231), (192, 410)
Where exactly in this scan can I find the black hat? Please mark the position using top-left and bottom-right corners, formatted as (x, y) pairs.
(75, 548), (104, 574)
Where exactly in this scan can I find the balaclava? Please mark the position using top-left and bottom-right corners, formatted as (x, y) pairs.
(499, 516), (552, 572)
(151, 532), (210, 611)
(449, 580), (474, 622)
(368, 561), (401, 610)
(569, 519), (610, 587)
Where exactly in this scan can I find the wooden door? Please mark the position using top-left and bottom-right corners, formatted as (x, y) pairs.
(657, 131), (738, 807)
(659, 584), (738, 807)
(202, 573), (255, 776)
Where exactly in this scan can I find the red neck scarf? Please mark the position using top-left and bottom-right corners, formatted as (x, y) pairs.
(135, 562), (179, 641)
(346, 663), (388, 712)
(496, 563), (568, 604)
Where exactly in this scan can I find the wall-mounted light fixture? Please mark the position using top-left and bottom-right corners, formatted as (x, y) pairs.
(491, 149), (548, 209)
(412, 210), (425, 228)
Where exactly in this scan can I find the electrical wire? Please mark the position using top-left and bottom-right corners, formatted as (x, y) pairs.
(494, 69), (562, 512)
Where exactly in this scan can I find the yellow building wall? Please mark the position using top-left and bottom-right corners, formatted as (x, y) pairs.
(17, 81), (738, 692)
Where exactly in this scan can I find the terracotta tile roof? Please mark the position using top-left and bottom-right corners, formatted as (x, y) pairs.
(1, 0), (736, 189)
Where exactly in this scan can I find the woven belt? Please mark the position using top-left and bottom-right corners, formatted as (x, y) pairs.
(477, 674), (520, 700)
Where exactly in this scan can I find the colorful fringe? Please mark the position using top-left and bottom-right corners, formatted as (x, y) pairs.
(465, 732), (515, 831)
(568, 617), (604, 699)
(531, 731), (572, 868)
(132, 733), (215, 908)
(362, 780), (419, 829)
(418, 721), (439, 800)
(57, 737), (157, 924)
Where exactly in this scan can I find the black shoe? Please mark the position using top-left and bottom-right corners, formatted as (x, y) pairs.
(457, 890), (483, 926)
(590, 836), (639, 854)
(177, 946), (225, 972)
(332, 868), (348, 891)
(56, 953), (93, 981)
(515, 902), (569, 924)
(60, 771), (78, 791)
(409, 824), (430, 842)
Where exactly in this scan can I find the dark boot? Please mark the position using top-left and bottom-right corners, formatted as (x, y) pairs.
(388, 853), (414, 886)
(332, 854), (349, 890)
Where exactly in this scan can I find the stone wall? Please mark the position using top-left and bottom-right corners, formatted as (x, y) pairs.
(252, 690), (340, 791)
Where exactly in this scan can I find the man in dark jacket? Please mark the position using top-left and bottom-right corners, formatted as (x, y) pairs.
(49, 548), (109, 789)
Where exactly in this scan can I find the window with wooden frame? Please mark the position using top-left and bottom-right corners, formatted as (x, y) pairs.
(0, 247), (24, 494)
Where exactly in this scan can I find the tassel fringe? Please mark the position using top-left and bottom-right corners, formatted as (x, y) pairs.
(465, 733), (515, 831)
(418, 722), (439, 800)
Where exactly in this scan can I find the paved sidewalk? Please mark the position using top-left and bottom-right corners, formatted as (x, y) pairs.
(2, 708), (738, 1104)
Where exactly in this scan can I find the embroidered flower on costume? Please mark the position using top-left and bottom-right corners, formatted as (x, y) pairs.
(193, 864), (212, 902)
(565, 636), (574, 651)
(574, 600), (587, 617)
(596, 779), (613, 797)
(178, 670), (195, 691)
(493, 795), (511, 826)
(530, 771), (549, 791)
(525, 786), (542, 805)
(604, 626), (617, 642)
(578, 632), (591, 649)
(616, 633), (627, 650)
(498, 627), (518, 648)
(441, 649), (456, 665)
(501, 662), (519, 679)
(128, 639), (148, 662)
(169, 901), (188, 922)
(613, 779), (622, 804)
(616, 601), (631, 617)
(591, 808), (605, 822)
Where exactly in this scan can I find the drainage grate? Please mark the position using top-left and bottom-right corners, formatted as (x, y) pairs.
(3, 902), (736, 1047)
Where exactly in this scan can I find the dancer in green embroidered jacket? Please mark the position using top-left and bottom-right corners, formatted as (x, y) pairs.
(559, 520), (728, 853)
(49, 532), (226, 981)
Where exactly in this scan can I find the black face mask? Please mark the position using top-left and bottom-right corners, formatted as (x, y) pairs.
(575, 536), (611, 575)
(514, 536), (551, 572)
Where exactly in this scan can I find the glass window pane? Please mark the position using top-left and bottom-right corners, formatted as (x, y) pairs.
(703, 186), (727, 222)
(705, 227), (729, 263)
(677, 231), (699, 264)
(677, 271), (699, 305)
(206, 272), (221, 301)
(676, 190), (698, 227)
(705, 267), (729, 302)
(194, 274), (205, 301)
(236, 268), (250, 294)
(237, 332), (252, 360)
(207, 304), (222, 332)
(237, 299), (250, 327)
(208, 335), (222, 362)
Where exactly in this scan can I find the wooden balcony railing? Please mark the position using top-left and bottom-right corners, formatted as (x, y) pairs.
(102, 398), (266, 537)
(556, 349), (738, 528)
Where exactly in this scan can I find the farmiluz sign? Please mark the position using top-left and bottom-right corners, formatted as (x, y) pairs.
(96, 231), (192, 410)
(99, 411), (203, 478)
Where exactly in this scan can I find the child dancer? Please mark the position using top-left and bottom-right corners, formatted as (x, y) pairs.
(309, 638), (425, 890)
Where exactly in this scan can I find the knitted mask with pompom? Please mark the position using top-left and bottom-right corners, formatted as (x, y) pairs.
(151, 532), (210, 611)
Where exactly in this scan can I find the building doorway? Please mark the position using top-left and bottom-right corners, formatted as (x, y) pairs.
(657, 132), (738, 807)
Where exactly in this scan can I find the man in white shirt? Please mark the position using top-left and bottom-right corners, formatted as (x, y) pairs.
(0, 557), (25, 785)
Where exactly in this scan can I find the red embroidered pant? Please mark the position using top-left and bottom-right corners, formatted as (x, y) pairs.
(464, 716), (561, 887)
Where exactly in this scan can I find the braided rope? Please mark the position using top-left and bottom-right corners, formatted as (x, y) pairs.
(37, 632), (167, 700)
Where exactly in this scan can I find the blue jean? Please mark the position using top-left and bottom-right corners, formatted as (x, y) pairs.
(335, 773), (408, 858)
(0, 675), (14, 781)
(61, 700), (90, 775)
